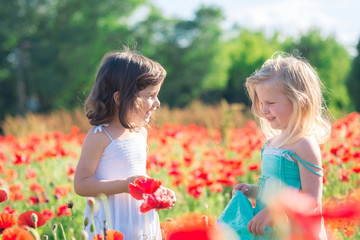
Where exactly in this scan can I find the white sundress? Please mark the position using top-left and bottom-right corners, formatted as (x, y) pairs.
(83, 124), (161, 240)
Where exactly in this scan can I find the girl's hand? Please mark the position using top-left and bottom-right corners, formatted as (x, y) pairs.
(232, 183), (257, 198)
(247, 208), (271, 236)
(126, 175), (146, 184)
(160, 186), (176, 209)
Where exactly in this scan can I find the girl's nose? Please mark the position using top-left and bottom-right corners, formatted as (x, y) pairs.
(260, 104), (268, 115)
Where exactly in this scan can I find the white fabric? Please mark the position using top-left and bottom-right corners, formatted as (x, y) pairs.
(262, 147), (295, 162)
(83, 125), (161, 239)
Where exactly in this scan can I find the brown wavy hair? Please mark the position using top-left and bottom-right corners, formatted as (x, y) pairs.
(84, 49), (166, 129)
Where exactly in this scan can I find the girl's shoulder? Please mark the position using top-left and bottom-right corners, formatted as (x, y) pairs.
(82, 126), (112, 150)
(290, 136), (322, 165)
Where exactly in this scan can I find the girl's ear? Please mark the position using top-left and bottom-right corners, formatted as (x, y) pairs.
(113, 91), (121, 107)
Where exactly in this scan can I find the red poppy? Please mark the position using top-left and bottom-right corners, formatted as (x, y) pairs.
(66, 165), (76, 176)
(53, 185), (70, 199)
(106, 230), (124, 240)
(93, 234), (103, 240)
(42, 209), (55, 221)
(208, 183), (223, 193)
(29, 182), (45, 194)
(25, 169), (37, 180)
(56, 204), (71, 217)
(0, 189), (8, 203)
(8, 184), (22, 192)
(18, 211), (46, 228)
(247, 162), (259, 171)
(2, 226), (35, 240)
(0, 213), (17, 233)
(3, 206), (17, 218)
(13, 154), (31, 165)
(187, 182), (204, 199)
(9, 191), (24, 202)
(140, 187), (173, 213)
(128, 177), (162, 200)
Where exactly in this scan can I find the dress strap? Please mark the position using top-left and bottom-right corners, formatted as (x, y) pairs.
(93, 124), (113, 141)
(261, 140), (269, 154)
(285, 151), (323, 177)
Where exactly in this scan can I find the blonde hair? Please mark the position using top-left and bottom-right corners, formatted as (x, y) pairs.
(245, 53), (331, 147)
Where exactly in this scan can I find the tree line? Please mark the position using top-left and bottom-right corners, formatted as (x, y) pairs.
(1, 0), (359, 122)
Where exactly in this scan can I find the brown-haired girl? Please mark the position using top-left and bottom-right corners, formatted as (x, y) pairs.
(74, 49), (175, 239)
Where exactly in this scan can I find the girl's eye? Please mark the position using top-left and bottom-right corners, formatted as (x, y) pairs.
(268, 102), (275, 105)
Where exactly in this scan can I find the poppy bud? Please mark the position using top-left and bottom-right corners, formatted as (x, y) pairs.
(87, 197), (95, 208)
(31, 213), (38, 228)
(90, 223), (95, 233)
(67, 200), (74, 209)
(84, 217), (89, 227)
(80, 231), (88, 240)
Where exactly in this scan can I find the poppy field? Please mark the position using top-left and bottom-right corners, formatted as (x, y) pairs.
(0, 112), (360, 239)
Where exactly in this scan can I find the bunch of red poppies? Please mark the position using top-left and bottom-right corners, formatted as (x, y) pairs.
(128, 177), (173, 213)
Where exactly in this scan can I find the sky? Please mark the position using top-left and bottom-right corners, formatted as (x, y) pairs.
(151, 0), (360, 56)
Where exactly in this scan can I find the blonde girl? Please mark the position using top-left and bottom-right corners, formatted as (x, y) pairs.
(222, 53), (330, 239)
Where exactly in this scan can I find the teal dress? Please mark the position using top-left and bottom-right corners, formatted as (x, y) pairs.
(217, 141), (323, 240)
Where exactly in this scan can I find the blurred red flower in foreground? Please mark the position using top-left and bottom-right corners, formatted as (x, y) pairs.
(128, 177), (162, 200)
(93, 230), (124, 240)
(269, 188), (360, 240)
(0, 213), (17, 233)
(18, 211), (46, 228)
(322, 189), (360, 238)
(93, 234), (103, 240)
(0, 189), (8, 203)
(162, 213), (224, 240)
(2, 226), (35, 240)
(106, 230), (124, 240)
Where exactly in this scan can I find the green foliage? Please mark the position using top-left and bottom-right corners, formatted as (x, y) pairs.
(223, 30), (282, 104)
(283, 29), (353, 116)
(151, 6), (225, 107)
(0, 0), (146, 119)
(346, 40), (360, 112)
(0, 1), (356, 120)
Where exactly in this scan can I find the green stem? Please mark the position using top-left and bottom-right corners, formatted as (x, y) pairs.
(144, 212), (146, 240)
(57, 222), (67, 240)
(99, 194), (113, 230)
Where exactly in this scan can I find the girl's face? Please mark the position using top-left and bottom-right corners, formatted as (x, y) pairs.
(255, 82), (293, 130)
(135, 83), (162, 124)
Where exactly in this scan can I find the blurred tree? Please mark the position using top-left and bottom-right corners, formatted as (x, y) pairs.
(346, 39), (360, 112)
(223, 29), (281, 104)
(139, 5), (225, 107)
(283, 29), (352, 115)
(0, 1), (355, 123)
(0, 0), (146, 120)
